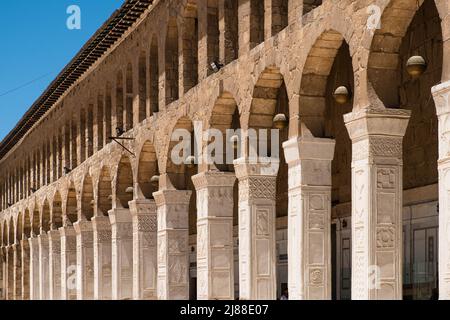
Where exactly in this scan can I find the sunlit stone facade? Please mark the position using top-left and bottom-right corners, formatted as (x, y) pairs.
(1, 0), (450, 300)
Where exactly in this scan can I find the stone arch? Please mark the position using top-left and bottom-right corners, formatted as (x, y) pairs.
(398, 1), (442, 190)
(181, 1), (199, 90)
(115, 155), (134, 209)
(249, 67), (290, 219)
(250, 0), (265, 49)
(81, 174), (94, 221)
(166, 116), (196, 189)
(207, 92), (240, 172)
(125, 63), (134, 130)
(138, 51), (148, 122)
(1, 222), (5, 246)
(149, 35), (160, 114)
(137, 141), (158, 199)
(97, 166), (113, 216)
(165, 16), (180, 105)
(299, 29), (349, 137)
(367, 0), (443, 108)
(52, 191), (63, 230)
(23, 209), (32, 239)
(65, 181), (78, 225)
(31, 205), (40, 236)
(8, 216), (14, 245)
(116, 71), (125, 133)
(41, 199), (51, 233)
(17, 211), (23, 242)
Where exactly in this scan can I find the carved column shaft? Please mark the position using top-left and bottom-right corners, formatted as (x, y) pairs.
(38, 233), (50, 300)
(21, 239), (30, 300)
(12, 243), (22, 300)
(432, 81), (450, 299)
(192, 172), (236, 300)
(59, 226), (77, 300)
(28, 237), (40, 300)
(108, 208), (133, 300)
(129, 199), (157, 300)
(74, 220), (94, 300)
(154, 190), (191, 300)
(234, 158), (279, 300)
(48, 230), (61, 300)
(6, 246), (12, 300)
(1, 247), (5, 300)
(92, 216), (112, 300)
(344, 108), (410, 300)
(283, 137), (335, 300)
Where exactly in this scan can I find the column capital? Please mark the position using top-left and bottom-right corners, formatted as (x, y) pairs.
(432, 80), (450, 116)
(59, 225), (76, 238)
(108, 208), (132, 225)
(91, 215), (111, 230)
(73, 219), (93, 235)
(152, 190), (192, 208)
(344, 108), (411, 142)
(128, 199), (157, 217)
(191, 171), (236, 191)
(233, 157), (279, 180)
(283, 136), (335, 165)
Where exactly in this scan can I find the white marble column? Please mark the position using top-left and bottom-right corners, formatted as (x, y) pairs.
(129, 199), (157, 300)
(12, 243), (22, 300)
(74, 220), (94, 300)
(20, 239), (30, 300)
(192, 171), (236, 300)
(153, 189), (191, 300)
(432, 81), (450, 299)
(344, 108), (410, 300)
(233, 157), (279, 300)
(108, 208), (133, 300)
(92, 216), (112, 300)
(38, 233), (50, 300)
(283, 136), (335, 300)
(48, 230), (61, 300)
(59, 226), (77, 300)
(28, 236), (40, 300)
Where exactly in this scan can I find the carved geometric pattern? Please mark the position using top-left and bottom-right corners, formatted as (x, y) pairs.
(137, 215), (157, 232)
(376, 226), (395, 248)
(309, 268), (323, 285)
(377, 168), (396, 189)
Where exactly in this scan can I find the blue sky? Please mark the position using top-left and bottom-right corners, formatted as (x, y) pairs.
(0, 1), (124, 141)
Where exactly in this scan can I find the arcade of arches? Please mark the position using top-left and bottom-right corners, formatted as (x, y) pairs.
(1, 0), (450, 300)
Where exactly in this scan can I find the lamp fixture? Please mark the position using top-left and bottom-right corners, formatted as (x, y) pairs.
(125, 187), (134, 194)
(273, 114), (288, 130)
(333, 86), (351, 104)
(406, 55), (427, 78)
(185, 155), (196, 169)
(150, 175), (160, 188)
(210, 61), (224, 73)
